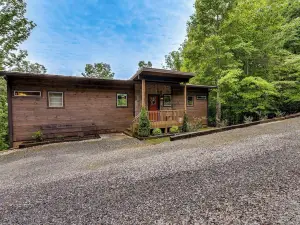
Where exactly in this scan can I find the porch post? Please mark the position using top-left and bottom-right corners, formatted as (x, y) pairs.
(142, 79), (146, 108)
(184, 83), (187, 113)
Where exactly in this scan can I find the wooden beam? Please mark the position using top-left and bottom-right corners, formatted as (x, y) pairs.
(184, 83), (187, 113)
(142, 79), (146, 108)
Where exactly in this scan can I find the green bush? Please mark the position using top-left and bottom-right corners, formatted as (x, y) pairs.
(219, 119), (228, 128)
(243, 116), (253, 124)
(152, 128), (162, 136)
(181, 113), (189, 132)
(32, 130), (43, 142)
(138, 107), (151, 137)
(0, 78), (8, 150)
(170, 126), (179, 134)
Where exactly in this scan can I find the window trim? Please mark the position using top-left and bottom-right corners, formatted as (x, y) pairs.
(116, 93), (128, 108)
(196, 95), (207, 100)
(187, 96), (194, 107)
(13, 90), (41, 97)
(163, 94), (172, 107)
(47, 91), (64, 108)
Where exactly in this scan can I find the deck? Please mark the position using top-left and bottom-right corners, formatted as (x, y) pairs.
(133, 110), (184, 133)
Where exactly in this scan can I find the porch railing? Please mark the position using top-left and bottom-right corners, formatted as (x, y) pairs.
(147, 110), (185, 122)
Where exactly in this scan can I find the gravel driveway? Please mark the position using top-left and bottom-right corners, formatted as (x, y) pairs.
(1, 119), (300, 224)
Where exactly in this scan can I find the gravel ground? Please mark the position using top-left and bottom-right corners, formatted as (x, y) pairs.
(1, 119), (300, 224)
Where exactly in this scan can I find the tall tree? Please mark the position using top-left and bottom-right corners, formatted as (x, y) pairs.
(5, 50), (47, 73)
(183, 0), (236, 126)
(81, 63), (114, 79)
(181, 0), (300, 125)
(138, 61), (152, 69)
(0, 0), (36, 68)
(163, 50), (182, 71)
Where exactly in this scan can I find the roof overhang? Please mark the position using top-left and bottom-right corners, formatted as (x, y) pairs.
(185, 84), (217, 89)
(0, 71), (133, 85)
(130, 68), (195, 83)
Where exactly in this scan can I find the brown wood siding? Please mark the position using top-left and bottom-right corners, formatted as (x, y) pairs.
(11, 78), (134, 142)
(172, 86), (208, 124)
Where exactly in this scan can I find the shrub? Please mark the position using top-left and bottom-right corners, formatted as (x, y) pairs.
(257, 111), (267, 121)
(0, 78), (8, 150)
(275, 111), (285, 117)
(32, 130), (43, 142)
(152, 128), (162, 136)
(244, 116), (253, 124)
(219, 119), (228, 128)
(181, 113), (189, 132)
(138, 107), (151, 137)
(170, 126), (179, 134)
(193, 117), (203, 130)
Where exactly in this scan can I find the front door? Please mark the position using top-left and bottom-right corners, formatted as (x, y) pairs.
(148, 95), (159, 121)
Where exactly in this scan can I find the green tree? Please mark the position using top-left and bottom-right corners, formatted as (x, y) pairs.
(138, 61), (152, 69)
(81, 63), (114, 79)
(5, 50), (47, 73)
(179, 0), (300, 125)
(0, 0), (36, 68)
(163, 50), (183, 71)
(183, 0), (236, 126)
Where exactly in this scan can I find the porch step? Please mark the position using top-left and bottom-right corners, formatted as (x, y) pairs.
(123, 128), (134, 137)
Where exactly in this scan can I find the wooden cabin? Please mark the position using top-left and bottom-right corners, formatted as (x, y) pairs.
(1, 68), (216, 147)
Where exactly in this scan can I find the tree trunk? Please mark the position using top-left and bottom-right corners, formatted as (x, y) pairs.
(216, 87), (221, 127)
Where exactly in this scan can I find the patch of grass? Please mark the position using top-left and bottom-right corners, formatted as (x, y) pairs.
(199, 127), (215, 131)
(145, 137), (170, 145)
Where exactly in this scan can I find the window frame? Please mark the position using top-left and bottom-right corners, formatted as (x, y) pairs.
(116, 93), (128, 108)
(163, 94), (172, 107)
(196, 95), (207, 100)
(187, 96), (194, 107)
(13, 90), (41, 97)
(47, 91), (64, 108)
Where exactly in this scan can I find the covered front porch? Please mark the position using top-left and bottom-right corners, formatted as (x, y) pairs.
(129, 68), (210, 134)
(132, 109), (186, 133)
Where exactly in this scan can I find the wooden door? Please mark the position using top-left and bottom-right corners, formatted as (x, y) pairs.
(148, 95), (159, 121)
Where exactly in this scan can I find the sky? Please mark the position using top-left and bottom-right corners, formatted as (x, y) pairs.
(22, 0), (194, 79)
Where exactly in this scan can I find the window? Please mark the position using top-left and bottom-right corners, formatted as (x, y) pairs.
(187, 96), (194, 107)
(117, 93), (128, 107)
(14, 91), (41, 97)
(48, 92), (64, 108)
(196, 95), (207, 100)
(163, 95), (172, 107)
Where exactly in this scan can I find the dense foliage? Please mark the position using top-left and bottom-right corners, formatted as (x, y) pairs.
(138, 107), (151, 137)
(166, 0), (300, 125)
(0, 78), (8, 150)
(81, 63), (114, 79)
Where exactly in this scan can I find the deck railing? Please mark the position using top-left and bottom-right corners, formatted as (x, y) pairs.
(147, 110), (185, 122)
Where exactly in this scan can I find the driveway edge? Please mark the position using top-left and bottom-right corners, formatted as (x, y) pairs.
(170, 113), (300, 141)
